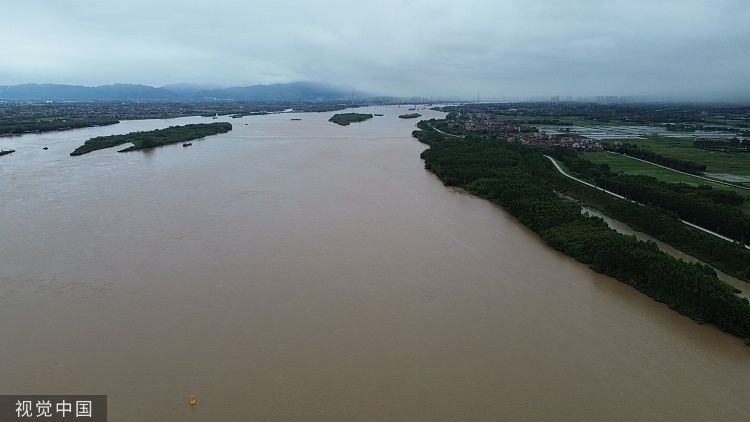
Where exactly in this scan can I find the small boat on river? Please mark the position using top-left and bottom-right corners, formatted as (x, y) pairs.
(183, 143), (192, 147)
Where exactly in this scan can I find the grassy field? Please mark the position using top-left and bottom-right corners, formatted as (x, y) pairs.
(585, 151), (750, 213)
(494, 114), (621, 126)
(597, 137), (750, 176)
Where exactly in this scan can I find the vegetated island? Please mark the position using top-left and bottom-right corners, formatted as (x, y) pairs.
(399, 113), (421, 119)
(0, 118), (119, 136)
(413, 118), (750, 344)
(70, 122), (232, 156)
(328, 113), (373, 126)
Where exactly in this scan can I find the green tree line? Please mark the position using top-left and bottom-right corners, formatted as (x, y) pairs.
(694, 138), (749, 152)
(0, 119), (119, 135)
(607, 143), (706, 175)
(554, 149), (750, 242)
(546, 152), (750, 280)
(412, 126), (750, 343)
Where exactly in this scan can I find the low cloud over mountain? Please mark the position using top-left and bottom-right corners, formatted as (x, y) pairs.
(0, 82), (364, 101)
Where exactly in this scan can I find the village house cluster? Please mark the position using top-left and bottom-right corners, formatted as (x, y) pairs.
(458, 109), (603, 151)
(520, 132), (603, 151)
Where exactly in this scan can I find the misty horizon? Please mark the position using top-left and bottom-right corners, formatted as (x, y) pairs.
(1, 81), (748, 104)
(1, 0), (748, 102)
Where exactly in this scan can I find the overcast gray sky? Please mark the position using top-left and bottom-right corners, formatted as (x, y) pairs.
(2, 0), (749, 100)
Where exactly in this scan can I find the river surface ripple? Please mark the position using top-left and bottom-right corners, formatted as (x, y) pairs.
(1, 107), (749, 421)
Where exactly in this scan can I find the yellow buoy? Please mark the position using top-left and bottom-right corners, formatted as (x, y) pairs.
(190, 395), (196, 406)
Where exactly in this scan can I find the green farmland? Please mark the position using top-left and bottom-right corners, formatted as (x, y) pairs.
(494, 114), (621, 126)
(585, 151), (750, 213)
(597, 137), (750, 177)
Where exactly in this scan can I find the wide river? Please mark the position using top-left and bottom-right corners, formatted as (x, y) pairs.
(1, 107), (749, 421)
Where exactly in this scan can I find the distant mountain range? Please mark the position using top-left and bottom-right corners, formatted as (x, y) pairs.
(0, 83), (178, 101)
(0, 82), (364, 101)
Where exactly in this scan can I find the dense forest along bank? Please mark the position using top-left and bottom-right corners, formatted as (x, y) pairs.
(583, 207), (747, 297)
(414, 125), (750, 341)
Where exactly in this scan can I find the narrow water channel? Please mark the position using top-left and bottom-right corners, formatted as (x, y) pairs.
(582, 207), (748, 297)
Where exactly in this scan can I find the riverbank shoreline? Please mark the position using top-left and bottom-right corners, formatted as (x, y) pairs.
(413, 125), (750, 344)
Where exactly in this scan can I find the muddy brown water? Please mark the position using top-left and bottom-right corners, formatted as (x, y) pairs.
(1, 107), (749, 421)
